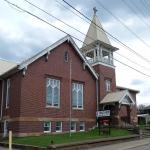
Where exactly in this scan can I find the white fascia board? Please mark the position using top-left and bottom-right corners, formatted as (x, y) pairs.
(18, 35), (69, 70)
(119, 90), (135, 105)
(18, 35), (98, 79)
(91, 61), (116, 69)
(69, 37), (98, 79)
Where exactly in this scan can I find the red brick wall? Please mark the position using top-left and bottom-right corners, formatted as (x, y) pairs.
(0, 41), (97, 136)
(19, 42), (96, 119)
(2, 72), (22, 118)
(0, 80), (2, 116)
(116, 89), (138, 125)
(93, 64), (116, 101)
(0, 80), (2, 134)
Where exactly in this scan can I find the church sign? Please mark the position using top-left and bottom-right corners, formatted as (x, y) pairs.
(96, 110), (111, 136)
(96, 110), (110, 118)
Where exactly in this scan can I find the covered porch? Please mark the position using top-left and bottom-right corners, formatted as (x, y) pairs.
(100, 90), (136, 127)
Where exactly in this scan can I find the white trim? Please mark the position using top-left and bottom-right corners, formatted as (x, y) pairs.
(79, 122), (85, 132)
(55, 121), (62, 132)
(0, 80), (4, 119)
(18, 35), (98, 79)
(72, 82), (84, 110)
(119, 90), (135, 105)
(105, 80), (111, 92)
(6, 79), (10, 109)
(70, 121), (76, 132)
(44, 121), (51, 133)
(116, 86), (140, 93)
(68, 36), (98, 79)
(46, 78), (60, 108)
(91, 61), (115, 69)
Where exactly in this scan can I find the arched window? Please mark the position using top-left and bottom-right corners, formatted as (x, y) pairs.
(64, 51), (69, 62)
(72, 83), (83, 109)
(46, 78), (60, 107)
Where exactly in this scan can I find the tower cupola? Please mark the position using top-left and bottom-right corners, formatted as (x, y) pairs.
(81, 7), (118, 67)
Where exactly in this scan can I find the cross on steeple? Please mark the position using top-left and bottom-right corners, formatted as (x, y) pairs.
(93, 7), (97, 15)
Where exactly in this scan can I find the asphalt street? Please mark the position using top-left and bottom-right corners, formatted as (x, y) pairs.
(89, 138), (150, 150)
(128, 143), (150, 150)
(0, 138), (150, 150)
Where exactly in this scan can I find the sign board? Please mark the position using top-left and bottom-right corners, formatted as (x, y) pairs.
(96, 110), (110, 118)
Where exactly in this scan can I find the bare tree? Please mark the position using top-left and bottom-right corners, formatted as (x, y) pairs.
(137, 104), (146, 114)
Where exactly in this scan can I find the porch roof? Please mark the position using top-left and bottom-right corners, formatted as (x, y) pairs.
(0, 59), (18, 76)
(100, 90), (135, 105)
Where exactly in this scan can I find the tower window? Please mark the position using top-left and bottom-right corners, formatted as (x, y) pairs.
(64, 51), (69, 62)
(102, 50), (109, 64)
(105, 80), (111, 92)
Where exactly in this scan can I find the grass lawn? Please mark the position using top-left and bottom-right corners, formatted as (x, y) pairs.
(4, 128), (133, 147)
(139, 125), (150, 130)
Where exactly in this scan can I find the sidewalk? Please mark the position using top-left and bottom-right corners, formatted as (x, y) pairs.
(89, 138), (150, 150)
(0, 147), (18, 150)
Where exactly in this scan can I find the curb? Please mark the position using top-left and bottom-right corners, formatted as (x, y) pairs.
(0, 135), (140, 150)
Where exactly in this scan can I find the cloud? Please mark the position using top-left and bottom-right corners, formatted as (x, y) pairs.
(131, 79), (145, 85)
(0, 0), (150, 105)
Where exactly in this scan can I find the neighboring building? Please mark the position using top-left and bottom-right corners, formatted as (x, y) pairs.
(141, 105), (150, 115)
(0, 8), (139, 137)
(137, 105), (150, 125)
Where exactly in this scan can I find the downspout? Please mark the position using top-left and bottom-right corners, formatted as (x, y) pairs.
(96, 79), (99, 111)
(96, 79), (99, 127)
(0, 79), (4, 120)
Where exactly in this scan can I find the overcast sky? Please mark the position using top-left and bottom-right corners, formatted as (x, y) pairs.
(0, 0), (150, 105)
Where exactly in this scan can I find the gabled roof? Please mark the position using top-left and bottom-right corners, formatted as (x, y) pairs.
(117, 86), (140, 93)
(18, 35), (98, 79)
(83, 12), (110, 47)
(0, 59), (18, 76)
(100, 90), (135, 105)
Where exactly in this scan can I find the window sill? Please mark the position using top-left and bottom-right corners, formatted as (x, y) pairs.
(44, 131), (51, 133)
(70, 130), (76, 132)
(80, 130), (85, 132)
(55, 130), (62, 133)
(46, 105), (60, 109)
(72, 108), (83, 110)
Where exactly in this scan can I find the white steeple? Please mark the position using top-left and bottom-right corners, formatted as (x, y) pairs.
(81, 8), (118, 68)
(83, 7), (111, 47)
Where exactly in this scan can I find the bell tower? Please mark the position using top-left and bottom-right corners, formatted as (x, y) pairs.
(81, 8), (119, 102)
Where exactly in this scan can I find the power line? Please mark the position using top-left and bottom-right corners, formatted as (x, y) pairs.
(141, 0), (150, 13)
(55, 0), (90, 24)
(23, 0), (150, 73)
(113, 57), (150, 78)
(121, 0), (150, 28)
(95, 0), (150, 48)
(115, 52), (150, 72)
(23, 0), (94, 41)
(3, 0), (150, 78)
(62, 0), (150, 64)
(130, 0), (149, 20)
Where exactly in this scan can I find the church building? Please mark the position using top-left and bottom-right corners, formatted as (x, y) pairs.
(0, 8), (139, 137)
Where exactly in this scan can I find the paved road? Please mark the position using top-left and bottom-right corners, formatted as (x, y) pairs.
(128, 143), (150, 150)
(89, 138), (150, 150)
(0, 138), (150, 150)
